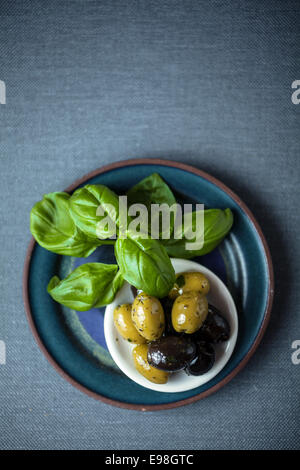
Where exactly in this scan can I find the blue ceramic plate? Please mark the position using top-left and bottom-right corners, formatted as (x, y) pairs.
(23, 159), (274, 410)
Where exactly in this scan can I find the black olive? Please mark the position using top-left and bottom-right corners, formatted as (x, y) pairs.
(185, 341), (215, 376)
(160, 297), (180, 336)
(148, 336), (197, 372)
(192, 304), (230, 343)
(131, 285), (138, 298)
(160, 296), (174, 315)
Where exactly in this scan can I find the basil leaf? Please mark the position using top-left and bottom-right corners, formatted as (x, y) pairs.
(115, 236), (175, 297)
(47, 263), (124, 311)
(30, 192), (102, 257)
(163, 208), (233, 259)
(127, 173), (177, 238)
(127, 173), (176, 208)
(69, 184), (119, 240)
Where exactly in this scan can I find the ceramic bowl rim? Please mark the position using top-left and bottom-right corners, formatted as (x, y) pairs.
(23, 158), (274, 411)
(104, 258), (239, 393)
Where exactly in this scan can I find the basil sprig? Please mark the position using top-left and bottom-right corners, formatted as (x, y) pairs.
(127, 173), (177, 238)
(162, 208), (234, 259)
(47, 263), (124, 311)
(30, 192), (104, 257)
(69, 184), (120, 240)
(115, 235), (176, 298)
(127, 173), (176, 210)
(30, 173), (234, 310)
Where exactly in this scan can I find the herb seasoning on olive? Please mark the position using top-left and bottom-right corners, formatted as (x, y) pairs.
(169, 271), (210, 299)
(113, 303), (146, 344)
(132, 344), (169, 384)
(131, 292), (165, 341)
(172, 291), (208, 334)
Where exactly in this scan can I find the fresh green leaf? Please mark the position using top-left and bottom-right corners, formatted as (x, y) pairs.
(47, 263), (124, 311)
(127, 173), (177, 238)
(30, 192), (102, 257)
(69, 184), (120, 240)
(163, 208), (234, 259)
(127, 173), (176, 208)
(115, 235), (175, 297)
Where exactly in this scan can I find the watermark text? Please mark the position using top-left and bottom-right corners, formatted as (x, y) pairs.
(96, 197), (204, 251)
(291, 340), (300, 364)
(291, 80), (300, 105)
(0, 340), (6, 365)
(0, 80), (6, 104)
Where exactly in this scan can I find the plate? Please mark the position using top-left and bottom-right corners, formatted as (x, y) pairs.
(23, 159), (274, 410)
(104, 259), (238, 393)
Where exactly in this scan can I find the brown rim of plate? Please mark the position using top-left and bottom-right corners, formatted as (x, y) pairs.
(23, 158), (274, 411)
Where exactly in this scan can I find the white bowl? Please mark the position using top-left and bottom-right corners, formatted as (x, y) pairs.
(104, 258), (238, 393)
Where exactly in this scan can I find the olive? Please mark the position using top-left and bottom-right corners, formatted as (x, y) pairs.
(132, 292), (165, 341)
(132, 344), (169, 384)
(160, 296), (180, 336)
(130, 285), (138, 298)
(113, 304), (146, 344)
(185, 341), (215, 376)
(169, 271), (210, 299)
(172, 291), (208, 334)
(160, 296), (174, 316)
(199, 304), (230, 343)
(148, 336), (196, 372)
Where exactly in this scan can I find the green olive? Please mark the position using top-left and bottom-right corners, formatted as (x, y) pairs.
(169, 272), (210, 299)
(132, 292), (165, 341)
(171, 291), (208, 334)
(132, 344), (169, 384)
(113, 304), (146, 344)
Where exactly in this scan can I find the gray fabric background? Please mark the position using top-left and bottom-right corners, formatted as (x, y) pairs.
(0, 0), (299, 450)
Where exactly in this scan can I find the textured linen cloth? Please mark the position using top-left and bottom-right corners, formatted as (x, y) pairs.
(0, 0), (299, 450)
